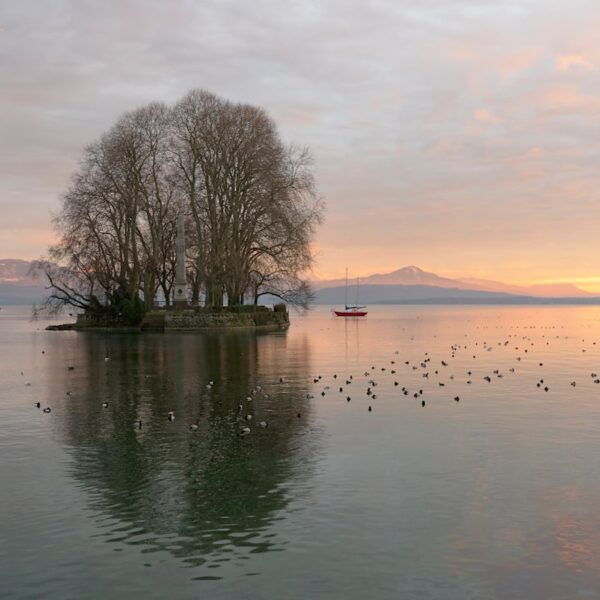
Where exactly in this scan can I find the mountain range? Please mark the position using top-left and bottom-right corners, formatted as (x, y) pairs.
(311, 266), (600, 305)
(0, 259), (47, 305)
(312, 265), (591, 298)
(1, 259), (597, 306)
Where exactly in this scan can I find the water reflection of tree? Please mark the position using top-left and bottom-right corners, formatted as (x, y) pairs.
(52, 330), (317, 571)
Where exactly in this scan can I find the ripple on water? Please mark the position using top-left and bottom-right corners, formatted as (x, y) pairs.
(4, 306), (600, 598)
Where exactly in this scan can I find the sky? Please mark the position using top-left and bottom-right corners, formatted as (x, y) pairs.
(1, 0), (600, 289)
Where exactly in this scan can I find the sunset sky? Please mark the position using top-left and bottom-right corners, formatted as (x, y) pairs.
(2, 1), (600, 290)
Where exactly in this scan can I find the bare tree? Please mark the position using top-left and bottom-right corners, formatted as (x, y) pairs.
(171, 90), (322, 307)
(38, 90), (322, 318)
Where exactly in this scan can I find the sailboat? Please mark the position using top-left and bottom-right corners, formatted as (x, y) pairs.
(334, 268), (368, 317)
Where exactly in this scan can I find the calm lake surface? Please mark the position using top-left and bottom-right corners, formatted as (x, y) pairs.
(2, 304), (600, 599)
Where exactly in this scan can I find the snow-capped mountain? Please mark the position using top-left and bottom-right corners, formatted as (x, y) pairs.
(314, 265), (592, 298)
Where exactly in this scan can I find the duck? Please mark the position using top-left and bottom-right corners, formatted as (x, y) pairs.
(43, 407), (51, 413)
(190, 423), (199, 431)
(102, 401), (108, 408)
(167, 411), (175, 421)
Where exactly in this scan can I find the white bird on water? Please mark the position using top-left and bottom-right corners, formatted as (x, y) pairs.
(167, 411), (175, 421)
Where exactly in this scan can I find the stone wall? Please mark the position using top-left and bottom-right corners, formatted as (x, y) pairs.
(165, 311), (255, 329)
(143, 306), (289, 331)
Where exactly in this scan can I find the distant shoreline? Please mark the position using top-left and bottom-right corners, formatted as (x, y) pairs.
(314, 297), (600, 306)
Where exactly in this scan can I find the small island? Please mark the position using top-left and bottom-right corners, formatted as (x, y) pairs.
(34, 90), (322, 332)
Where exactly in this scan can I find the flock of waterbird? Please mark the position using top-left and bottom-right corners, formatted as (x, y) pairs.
(24, 328), (600, 437)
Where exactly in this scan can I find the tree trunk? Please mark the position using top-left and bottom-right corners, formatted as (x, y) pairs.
(143, 271), (155, 310)
(191, 280), (200, 306)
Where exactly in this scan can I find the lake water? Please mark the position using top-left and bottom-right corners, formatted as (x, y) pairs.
(2, 304), (600, 599)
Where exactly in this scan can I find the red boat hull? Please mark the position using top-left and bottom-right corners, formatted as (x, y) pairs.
(334, 311), (368, 317)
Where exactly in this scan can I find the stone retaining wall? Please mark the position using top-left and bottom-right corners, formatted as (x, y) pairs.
(144, 307), (289, 331)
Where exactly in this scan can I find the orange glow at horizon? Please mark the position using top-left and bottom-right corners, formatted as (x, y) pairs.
(310, 244), (600, 294)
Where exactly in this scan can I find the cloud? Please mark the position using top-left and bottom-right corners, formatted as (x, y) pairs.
(2, 0), (600, 285)
(473, 109), (495, 123)
(556, 53), (595, 71)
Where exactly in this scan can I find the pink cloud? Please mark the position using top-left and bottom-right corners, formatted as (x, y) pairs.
(556, 53), (595, 71)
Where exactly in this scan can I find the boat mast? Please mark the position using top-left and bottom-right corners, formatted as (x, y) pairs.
(345, 267), (348, 309)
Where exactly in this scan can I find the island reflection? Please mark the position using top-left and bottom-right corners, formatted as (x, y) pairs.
(48, 330), (319, 573)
